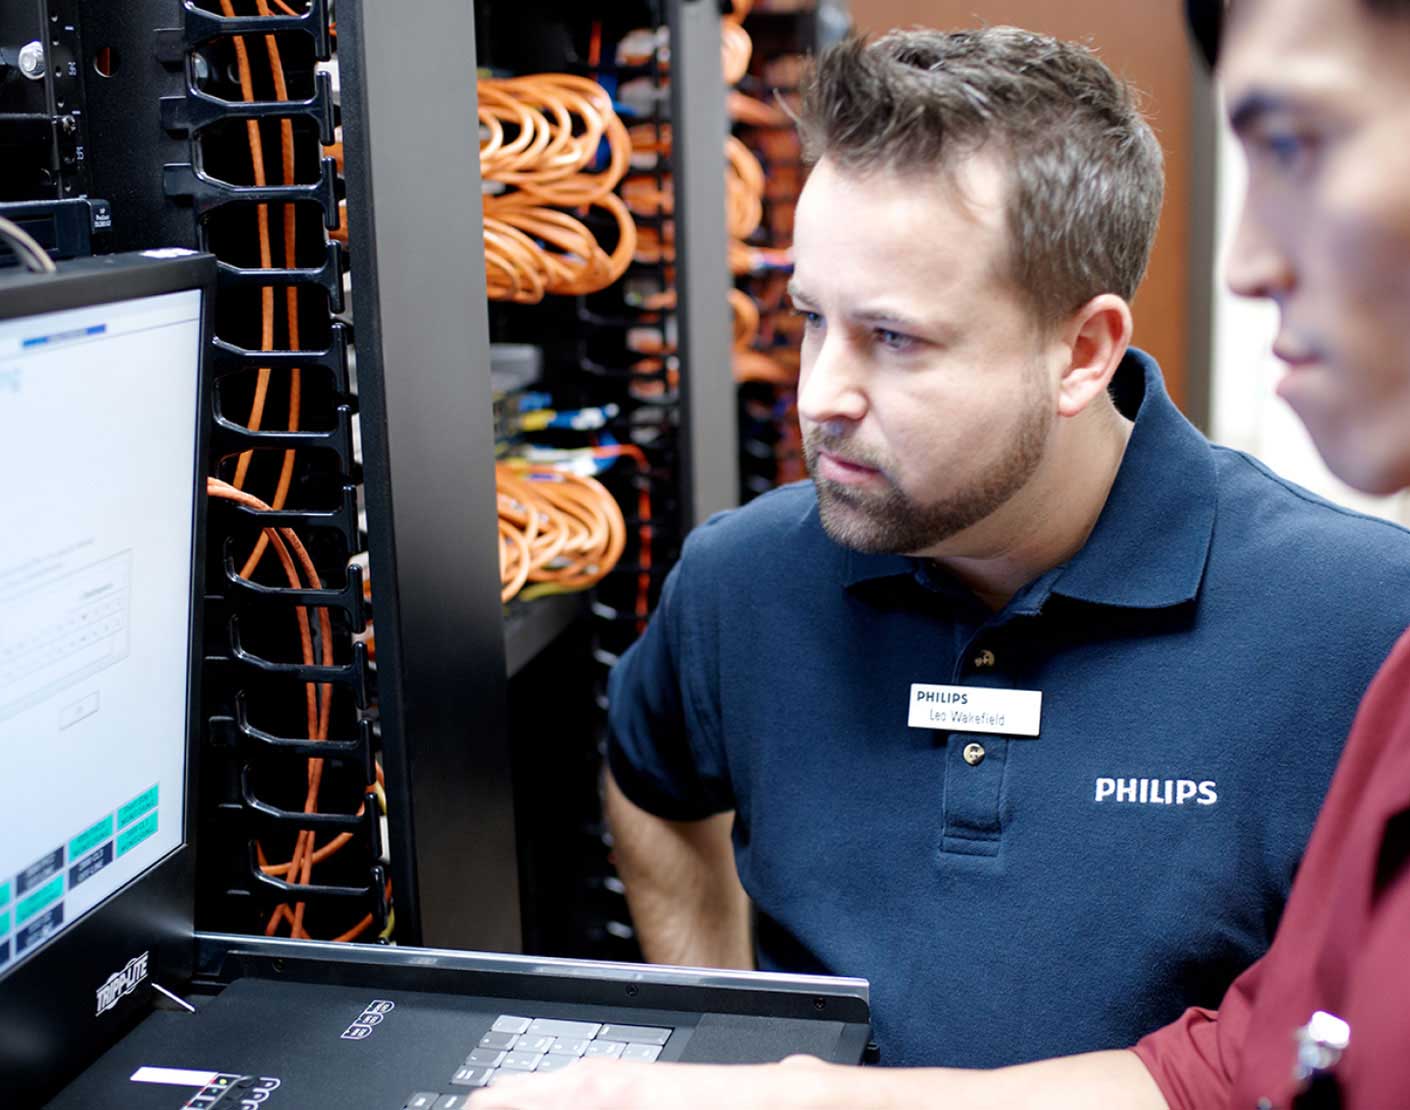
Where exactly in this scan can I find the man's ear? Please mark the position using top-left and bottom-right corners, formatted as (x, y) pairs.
(1056, 294), (1133, 418)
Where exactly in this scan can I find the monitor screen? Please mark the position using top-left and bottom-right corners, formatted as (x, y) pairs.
(0, 284), (204, 980)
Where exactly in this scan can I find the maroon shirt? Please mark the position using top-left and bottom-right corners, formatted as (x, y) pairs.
(1135, 627), (1410, 1108)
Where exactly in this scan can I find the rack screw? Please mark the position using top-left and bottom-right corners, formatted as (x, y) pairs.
(18, 41), (46, 80)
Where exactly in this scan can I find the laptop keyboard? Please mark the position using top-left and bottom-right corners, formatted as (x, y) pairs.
(401, 1013), (676, 1109)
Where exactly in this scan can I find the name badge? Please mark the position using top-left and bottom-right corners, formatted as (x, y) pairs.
(907, 683), (1042, 737)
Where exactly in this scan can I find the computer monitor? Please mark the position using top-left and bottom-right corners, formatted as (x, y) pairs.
(0, 251), (216, 1105)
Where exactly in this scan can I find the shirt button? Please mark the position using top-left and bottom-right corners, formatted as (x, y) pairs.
(962, 742), (986, 766)
(972, 648), (996, 668)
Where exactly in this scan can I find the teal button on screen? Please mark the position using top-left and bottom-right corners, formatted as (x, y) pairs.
(118, 784), (159, 829)
(70, 814), (115, 861)
(117, 811), (159, 857)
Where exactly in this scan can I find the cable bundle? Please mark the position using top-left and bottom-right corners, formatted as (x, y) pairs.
(208, 478), (389, 944)
(202, 0), (390, 944)
(479, 74), (637, 303)
(722, 0), (755, 85)
(496, 463), (628, 604)
(0, 215), (57, 272)
(725, 135), (765, 243)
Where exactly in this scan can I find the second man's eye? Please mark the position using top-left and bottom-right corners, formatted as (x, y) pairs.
(1254, 128), (1321, 177)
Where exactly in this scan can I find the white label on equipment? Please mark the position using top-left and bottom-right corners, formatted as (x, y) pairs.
(907, 684), (1042, 737)
(130, 1067), (219, 1086)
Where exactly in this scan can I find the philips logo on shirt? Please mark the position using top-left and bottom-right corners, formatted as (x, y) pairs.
(1094, 777), (1218, 806)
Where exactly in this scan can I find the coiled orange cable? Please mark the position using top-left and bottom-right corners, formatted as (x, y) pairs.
(495, 464), (628, 603)
(478, 74), (635, 303)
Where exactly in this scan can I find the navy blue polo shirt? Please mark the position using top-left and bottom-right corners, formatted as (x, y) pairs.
(607, 350), (1410, 1068)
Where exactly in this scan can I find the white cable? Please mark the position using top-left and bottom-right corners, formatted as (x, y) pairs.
(0, 215), (57, 273)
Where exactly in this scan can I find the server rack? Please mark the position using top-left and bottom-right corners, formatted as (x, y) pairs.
(2, 0), (739, 955)
(476, 0), (739, 960)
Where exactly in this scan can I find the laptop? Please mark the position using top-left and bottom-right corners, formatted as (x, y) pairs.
(0, 252), (872, 1110)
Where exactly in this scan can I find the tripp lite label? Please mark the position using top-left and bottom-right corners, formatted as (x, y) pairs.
(907, 684), (1043, 737)
(96, 951), (148, 1015)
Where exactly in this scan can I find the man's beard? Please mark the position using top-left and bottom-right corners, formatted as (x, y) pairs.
(803, 396), (1049, 555)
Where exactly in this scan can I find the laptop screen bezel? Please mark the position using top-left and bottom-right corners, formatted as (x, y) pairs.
(0, 251), (216, 1107)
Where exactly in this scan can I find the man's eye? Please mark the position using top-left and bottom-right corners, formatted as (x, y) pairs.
(875, 328), (915, 352)
(793, 308), (823, 329)
(1257, 130), (1319, 172)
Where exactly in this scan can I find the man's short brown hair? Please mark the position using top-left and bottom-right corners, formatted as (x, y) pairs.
(797, 28), (1165, 327)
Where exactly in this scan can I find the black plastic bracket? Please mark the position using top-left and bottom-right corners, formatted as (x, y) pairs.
(228, 615), (371, 707)
(161, 70), (335, 143)
(216, 483), (360, 554)
(156, 0), (333, 65)
(217, 241), (345, 314)
(163, 157), (339, 228)
(210, 695), (375, 781)
(222, 539), (368, 633)
(210, 326), (351, 396)
(247, 863), (388, 914)
(212, 401), (356, 473)
(240, 769), (378, 834)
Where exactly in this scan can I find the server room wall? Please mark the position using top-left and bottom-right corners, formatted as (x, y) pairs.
(850, 0), (1202, 421)
(0, 0), (744, 958)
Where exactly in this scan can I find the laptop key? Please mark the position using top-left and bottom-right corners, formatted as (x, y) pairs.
(492, 1015), (532, 1035)
(501, 1051), (546, 1071)
(535, 1054), (578, 1073)
(621, 1044), (663, 1063)
(479, 1030), (519, 1050)
(404, 1095), (440, 1110)
(432, 1097), (469, 1110)
(584, 1040), (625, 1059)
(549, 1038), (590, 1057)
(450, 1066), (494, 1088)
(515, 1034), (554, 1054)
(466, 1048), (507, 1067)
(597, 1024), (672, 1046)
(527, 1018), (602, 1039)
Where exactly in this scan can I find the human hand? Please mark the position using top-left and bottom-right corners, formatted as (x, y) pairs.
(466, 1054), (836, 1110)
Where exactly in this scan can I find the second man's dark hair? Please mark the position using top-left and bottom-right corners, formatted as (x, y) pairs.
(1188, 0), (1410, 67)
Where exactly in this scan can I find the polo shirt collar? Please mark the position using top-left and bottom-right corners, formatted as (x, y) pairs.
(841, 349), (1216, 610)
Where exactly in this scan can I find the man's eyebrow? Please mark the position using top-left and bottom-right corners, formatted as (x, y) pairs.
(785, 279), (812, 304)
(852, 306), (930, 333)
(1227, 89), (1293, 135)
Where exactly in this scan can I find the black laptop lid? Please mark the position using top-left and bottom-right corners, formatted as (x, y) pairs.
(0, 251), (216, 1107)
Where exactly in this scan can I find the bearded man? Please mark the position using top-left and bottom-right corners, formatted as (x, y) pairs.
(590, 22), (1410, 1075)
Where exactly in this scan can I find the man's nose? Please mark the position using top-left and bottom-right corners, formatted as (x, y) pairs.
(797, 333), (866, 427)
(1225, 193), (1296, 303)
